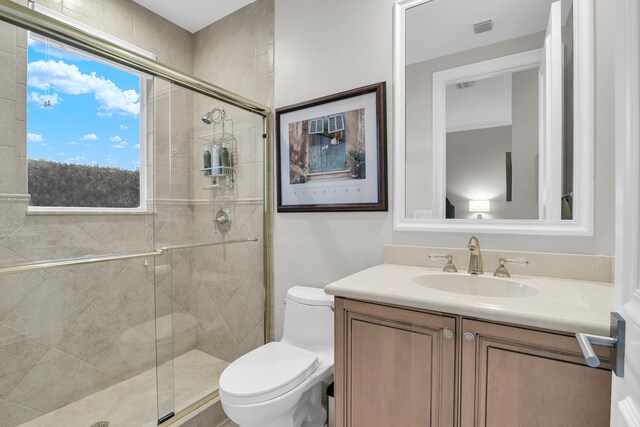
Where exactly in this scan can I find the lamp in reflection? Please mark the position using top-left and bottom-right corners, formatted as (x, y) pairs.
(469, 200), (490, 219)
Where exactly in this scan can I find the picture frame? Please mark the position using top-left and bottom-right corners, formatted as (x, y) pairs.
(276, 82), (387, 212)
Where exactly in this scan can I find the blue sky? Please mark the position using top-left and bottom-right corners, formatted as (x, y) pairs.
(27, 36), (141, 170)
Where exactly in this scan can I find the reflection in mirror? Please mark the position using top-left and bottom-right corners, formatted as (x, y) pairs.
(405, 0), (574, 221)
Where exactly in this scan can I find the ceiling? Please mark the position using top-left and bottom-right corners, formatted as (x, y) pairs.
(406, 0), (570, 65)
(133, 0), (256, 33)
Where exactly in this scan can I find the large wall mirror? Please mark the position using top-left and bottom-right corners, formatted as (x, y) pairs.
(392, 0), (594, 235)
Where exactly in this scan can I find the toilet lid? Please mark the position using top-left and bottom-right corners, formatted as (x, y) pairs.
(219, 342), (319, 405)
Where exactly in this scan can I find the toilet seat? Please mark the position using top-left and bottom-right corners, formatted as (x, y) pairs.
(219, 342), (319, 405)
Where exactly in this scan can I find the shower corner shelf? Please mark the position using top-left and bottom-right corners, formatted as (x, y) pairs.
(197, 131), (238, 191)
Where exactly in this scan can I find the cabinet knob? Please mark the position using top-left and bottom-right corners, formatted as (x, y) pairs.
(463, 332), (475, 343)
(443, 328), (454, 340)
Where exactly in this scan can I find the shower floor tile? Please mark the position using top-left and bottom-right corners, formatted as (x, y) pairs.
(19, 349), (228, 427)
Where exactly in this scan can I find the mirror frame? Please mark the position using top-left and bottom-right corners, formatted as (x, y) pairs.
(392, 0), (594, 236)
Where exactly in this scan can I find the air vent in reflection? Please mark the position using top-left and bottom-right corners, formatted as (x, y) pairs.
(473, 19), (494, 34)
(455, 81), (478, 90)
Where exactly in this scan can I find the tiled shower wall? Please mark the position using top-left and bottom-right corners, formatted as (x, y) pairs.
(0, 0), (273, 424)
(188, 0), (274, 361)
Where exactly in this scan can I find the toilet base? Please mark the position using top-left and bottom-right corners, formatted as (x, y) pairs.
(222, 383), (327, 427)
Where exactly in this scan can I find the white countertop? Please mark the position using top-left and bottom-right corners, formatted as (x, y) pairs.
(324, 264), (613, 335)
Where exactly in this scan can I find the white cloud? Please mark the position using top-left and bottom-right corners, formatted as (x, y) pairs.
(110, 135), (121, 142)
(80, 134), (98, 141)
(27, 133), (43, 142)
(57, 152), (64, 156)
(133, 143), (140, 150)
(66, 155), (86, 163)
(29, 92), (61, 108)
(120, 124), (128, 130)
(68, 141), (77, 145)
(28, 59), (140, 117)
(111, 140), (128, 149)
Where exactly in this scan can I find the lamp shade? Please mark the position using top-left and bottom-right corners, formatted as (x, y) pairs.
(469, 200), (490, 213)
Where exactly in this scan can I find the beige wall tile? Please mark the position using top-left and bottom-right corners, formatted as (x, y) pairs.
(4, 277), (91, 346)
(55, 304), (129, 366)
(0, 399), (44, 426)
(94, 265), (154, 325)
(8, 348), (107, 412)
(132, 3), (163, 55)
(0, 270), (47, 320)
(95, 324), (155, 380)
(0, 324), (50, 399)
(0, 99), (16, 147)
(0, 22), (16, 54)
(0, 146), (16, 194)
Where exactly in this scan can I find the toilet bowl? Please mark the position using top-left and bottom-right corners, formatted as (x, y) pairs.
(219, 286), (334, 427)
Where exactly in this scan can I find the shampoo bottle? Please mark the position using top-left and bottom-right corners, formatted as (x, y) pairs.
(220, 146), (230, 174)
(203, 148), (212, 176)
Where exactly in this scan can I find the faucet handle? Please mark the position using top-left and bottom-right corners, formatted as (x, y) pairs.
(429, 253), (458, 273)
(503, 257), (529, 265)
(493, 257), (530, 278)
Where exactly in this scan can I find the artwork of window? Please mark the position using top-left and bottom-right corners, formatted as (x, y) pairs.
(276, 82), (388, 212)
(327, 113), (345, 133)
(26, 34), (145, 209)
(308, 117), (324, 134)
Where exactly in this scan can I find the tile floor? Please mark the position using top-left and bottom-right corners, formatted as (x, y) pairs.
(18, 350), (228, 427)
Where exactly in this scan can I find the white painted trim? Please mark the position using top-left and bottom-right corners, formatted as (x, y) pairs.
(445, 119), (513, 134)
(613, 0), (640, 423)
(392, 0), (595, 236)
(618, 398), (640, 427)
(539, 1), (564, 220)
(431, 49), (541, 218)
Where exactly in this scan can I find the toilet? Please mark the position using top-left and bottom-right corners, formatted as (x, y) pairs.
(219, 286), (334, 427)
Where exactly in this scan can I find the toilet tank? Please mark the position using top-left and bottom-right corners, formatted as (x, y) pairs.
(281, 286), (334, 354)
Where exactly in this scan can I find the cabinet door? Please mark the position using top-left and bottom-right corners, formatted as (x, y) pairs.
(335, 298), (457, 427)
(460, 319), (611, 427)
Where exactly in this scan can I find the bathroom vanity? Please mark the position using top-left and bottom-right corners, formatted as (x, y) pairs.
(325, 251), (614, 427)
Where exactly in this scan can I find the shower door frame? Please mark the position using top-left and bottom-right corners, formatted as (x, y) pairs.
(0, 0), (273, 424)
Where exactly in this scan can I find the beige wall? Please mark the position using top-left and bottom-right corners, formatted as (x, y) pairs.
(273, 0), (616, 338)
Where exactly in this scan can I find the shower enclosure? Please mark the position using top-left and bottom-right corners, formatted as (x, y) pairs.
(0, 1), (270, 426)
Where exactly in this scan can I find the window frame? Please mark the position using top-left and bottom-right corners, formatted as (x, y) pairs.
(26, 3), (155, 215)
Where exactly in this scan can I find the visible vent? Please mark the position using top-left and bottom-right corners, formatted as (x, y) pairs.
(455, 81), (478, 90)
(473, 19), (494, 34)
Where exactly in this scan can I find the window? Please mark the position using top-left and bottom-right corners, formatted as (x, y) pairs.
(308, 117), (324, 134)
(26, 5), (154, 212)
(327, 113), (345, 133)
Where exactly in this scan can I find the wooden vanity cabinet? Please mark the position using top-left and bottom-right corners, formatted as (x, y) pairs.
(335, 298), (612, 427)
(334, 298), (457, 427)
(460, 319), (612, 427)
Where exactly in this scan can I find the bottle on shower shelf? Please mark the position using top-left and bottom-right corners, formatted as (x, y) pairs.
(211, 145), (221, 175)
(220, 145), (230, 175)
(203, 147), (212, 176)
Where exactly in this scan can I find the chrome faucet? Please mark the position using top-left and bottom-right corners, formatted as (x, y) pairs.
(467, 236), (484, 275)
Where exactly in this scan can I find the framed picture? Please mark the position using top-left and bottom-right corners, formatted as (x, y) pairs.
(276, 82), (387, 212)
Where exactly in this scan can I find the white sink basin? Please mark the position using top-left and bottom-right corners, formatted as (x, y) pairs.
(412, 274), (539, 298)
